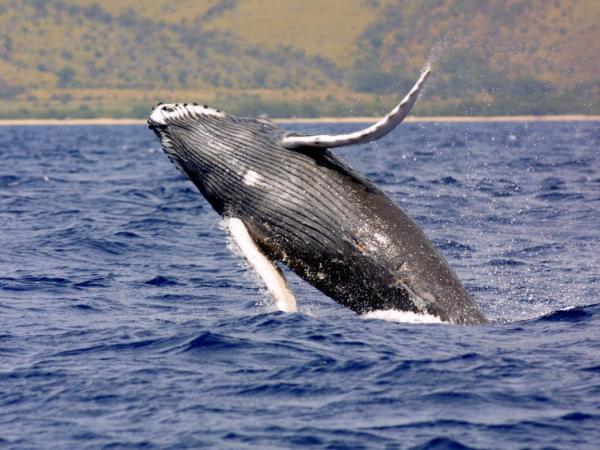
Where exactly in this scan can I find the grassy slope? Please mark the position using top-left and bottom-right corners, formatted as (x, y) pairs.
(204, 0), (381, 67)
(361, 0), (599, 85)
(0, 0), (597, 118)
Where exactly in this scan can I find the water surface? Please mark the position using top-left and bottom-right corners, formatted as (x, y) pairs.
(0, 122), (598, 449)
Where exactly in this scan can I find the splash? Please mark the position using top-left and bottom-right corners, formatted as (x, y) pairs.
(427, 34), (454, 71)
(362, 309), (445, 324)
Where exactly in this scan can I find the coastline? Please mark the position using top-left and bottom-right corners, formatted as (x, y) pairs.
(0, 115), (598, 126)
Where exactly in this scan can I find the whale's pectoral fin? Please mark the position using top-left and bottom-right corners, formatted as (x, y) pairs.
(224, 218), (298, 313)
(281, 65), (431, 150)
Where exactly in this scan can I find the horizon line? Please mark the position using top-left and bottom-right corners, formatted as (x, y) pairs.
(0, 114), (598, 126)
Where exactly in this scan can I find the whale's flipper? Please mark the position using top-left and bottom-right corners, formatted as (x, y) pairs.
(281, 66), (431, 150)
(224, 218), (298, 313)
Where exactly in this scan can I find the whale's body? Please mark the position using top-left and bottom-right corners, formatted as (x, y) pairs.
(148, 69), (487, 324)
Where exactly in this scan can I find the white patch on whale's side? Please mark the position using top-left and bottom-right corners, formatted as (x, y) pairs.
(373, 232), (390, 246)
(362, 309), (445, 324)
(243, 170), (262, 187)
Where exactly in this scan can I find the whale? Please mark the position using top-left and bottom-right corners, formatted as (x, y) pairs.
(147, 66), (487, 325)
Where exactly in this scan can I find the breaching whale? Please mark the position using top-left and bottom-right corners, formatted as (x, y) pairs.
(147, 67), (487, 325)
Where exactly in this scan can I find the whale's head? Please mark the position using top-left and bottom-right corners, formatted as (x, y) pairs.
(147, 102), (286, 213)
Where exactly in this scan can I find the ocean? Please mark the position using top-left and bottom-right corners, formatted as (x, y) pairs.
(0, 121), (598, 449)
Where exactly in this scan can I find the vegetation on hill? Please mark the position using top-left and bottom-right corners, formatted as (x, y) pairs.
(0, 0), (597, 118)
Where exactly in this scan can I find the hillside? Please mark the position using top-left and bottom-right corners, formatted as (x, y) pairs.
(0, 0), (598, 118)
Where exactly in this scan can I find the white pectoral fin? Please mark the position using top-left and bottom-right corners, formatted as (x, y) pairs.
(281, 65), (431, 150)
(224, 218), (297, 313)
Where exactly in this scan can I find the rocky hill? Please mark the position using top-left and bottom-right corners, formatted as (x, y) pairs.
(0, 0), (597, 118)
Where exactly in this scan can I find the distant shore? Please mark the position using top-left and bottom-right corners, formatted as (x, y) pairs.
(0, 115), (598, 126)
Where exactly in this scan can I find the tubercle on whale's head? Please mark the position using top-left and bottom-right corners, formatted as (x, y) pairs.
(147, 101), (285, 193)
(147, 102), (226, 128)
(146, 102), (238, 172)
(147, 102), (284, 156)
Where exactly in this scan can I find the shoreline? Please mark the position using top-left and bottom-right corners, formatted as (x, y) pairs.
(0, 115), (598, 126)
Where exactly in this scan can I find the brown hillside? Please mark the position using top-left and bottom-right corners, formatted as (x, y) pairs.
(0, 0), (597, 118)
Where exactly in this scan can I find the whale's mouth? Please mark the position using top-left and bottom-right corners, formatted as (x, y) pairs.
(147, 102), (225, 128)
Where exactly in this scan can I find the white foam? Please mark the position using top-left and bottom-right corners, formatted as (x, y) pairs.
(362, 309), (446, 324)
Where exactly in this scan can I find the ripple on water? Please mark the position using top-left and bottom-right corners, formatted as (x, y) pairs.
(0, 123), (597, 449)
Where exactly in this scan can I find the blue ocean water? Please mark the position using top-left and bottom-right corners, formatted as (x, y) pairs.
(0, 121), (598, 449)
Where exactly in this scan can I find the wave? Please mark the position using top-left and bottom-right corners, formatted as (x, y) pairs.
(409, 437), (478, 450)
(534, 303), (598, 323)
(144, 275), (179, 287)
(361, 302), (599, 326)
(180, 331), (253, 353)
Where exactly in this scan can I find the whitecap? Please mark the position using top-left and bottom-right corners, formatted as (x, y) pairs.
(362, 309), (446, 324)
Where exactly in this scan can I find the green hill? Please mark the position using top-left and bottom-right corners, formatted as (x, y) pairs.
(0, 0), (597, 118)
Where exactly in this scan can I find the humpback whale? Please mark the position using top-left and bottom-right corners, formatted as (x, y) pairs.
(147, 67), (487, 325)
